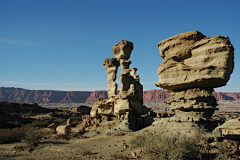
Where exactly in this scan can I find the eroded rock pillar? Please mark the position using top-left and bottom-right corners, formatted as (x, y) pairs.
(155, 30), (234, 131)
(103, 58), (120, 98)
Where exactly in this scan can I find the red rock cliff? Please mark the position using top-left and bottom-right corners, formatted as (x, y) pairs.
(0, 87), (239, 104)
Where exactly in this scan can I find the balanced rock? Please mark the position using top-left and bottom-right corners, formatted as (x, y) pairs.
(155, 30), (234, 130)
(112, 40), (133, 61)
(156, 30), (234, 91)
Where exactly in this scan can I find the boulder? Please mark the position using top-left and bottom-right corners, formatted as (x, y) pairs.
(213, 118), (240, 136)
(156, 30), (234, 91)
(56, 119), (73, 136)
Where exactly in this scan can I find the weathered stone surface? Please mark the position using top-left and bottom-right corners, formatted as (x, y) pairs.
(56, 125), (71, 135)
(165, 88), (217, 111)
(71, 105), (91, 114)
(56, 119), (73, 135)
(103, 58), (120, 97)
(89, 40), (143, 131)
(155, 30), (235, 132)
(112, 40), (133, 61)
(213, 118), (240, 136)
(47, 123), (58, 133)
(156, 30), (234, 91)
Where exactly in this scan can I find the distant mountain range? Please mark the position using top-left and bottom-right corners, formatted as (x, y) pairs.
(0, 87), (239, 104)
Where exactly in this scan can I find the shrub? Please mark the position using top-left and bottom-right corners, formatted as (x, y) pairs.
(0, 128), (25, 144)
(7, 121), (22, 128)
(110, 153), (129, 160)
(130, 131), (203, 160)
(12, 143), (34, 152)
(23, 127), (43, 146)
(54, 118), (66, 125)
(31, 120), (51, 128)
(80, 150), (92, 156)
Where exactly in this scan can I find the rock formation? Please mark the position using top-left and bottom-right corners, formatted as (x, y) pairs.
(213, 118), (240, 138)
(90, 40), (143, 131)
(155, 30), (234, 131)
(56, 119), (73, 135)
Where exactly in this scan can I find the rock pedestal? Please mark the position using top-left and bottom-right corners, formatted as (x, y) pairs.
(90, 40), (143, 131)
(155, 30), (234, 132)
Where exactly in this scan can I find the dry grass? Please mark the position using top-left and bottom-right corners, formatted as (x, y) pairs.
(79, 149), (92, 156)
(130, 131), (203, 160)
(110, 153), (129, 160)
(0, 128), (25, 144)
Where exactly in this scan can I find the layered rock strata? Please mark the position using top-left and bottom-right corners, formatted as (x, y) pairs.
(90, 40), (143, 131)
(155, 30), (234, 129)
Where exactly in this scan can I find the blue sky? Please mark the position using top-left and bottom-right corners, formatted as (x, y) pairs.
(0, 0), (239, 92)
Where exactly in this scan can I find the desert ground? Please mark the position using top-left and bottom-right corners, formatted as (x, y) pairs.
(0, 101), (239, 160)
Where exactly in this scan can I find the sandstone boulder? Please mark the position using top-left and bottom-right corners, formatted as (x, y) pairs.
(156, 30), (234, 91)
(155, 30), (234, 132)
(213, 118), (240, 137)
(56, 119), (73, 136)
(112, 40), (133, 61)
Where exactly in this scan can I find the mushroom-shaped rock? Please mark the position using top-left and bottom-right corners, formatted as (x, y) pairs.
(156, 30), (234, 91)
(112, 40), (133, 61)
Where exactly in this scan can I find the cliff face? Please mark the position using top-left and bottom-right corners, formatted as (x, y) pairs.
(213, 92), (240, 101)
(0, 87), (239, 104)
(0, 87), (91, 104)
(85, 91), (108, 103)
(143, 90), (170, 102)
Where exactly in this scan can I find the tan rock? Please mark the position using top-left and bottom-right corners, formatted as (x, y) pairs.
(112, 40), (133, 61)
(156, 31), (234, 91)
(47, 123), (58, 133)
(103, 58), (120, 97)
(78, 120), (89, 132)
(213, 118), (240, 136)
(155, 30), (234, 131)
(56, 119), (72, 135)
(56, 125), (71, 135)
(89, 40), (143, 131)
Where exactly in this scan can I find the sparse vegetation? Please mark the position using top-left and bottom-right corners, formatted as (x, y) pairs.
(110, 153), (129, 160)
(0, 128), (25, 144)
(80, 150), (92, 156)
(31, 119), (52, 128)
(130, 131), (203, 160)
(23, 126), (43, 146)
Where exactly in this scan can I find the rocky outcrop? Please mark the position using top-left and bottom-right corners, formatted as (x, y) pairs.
(89, 40), (143, 131)
(0, 101), (51, 113)
(156, 30), (234, 91)
(56, 119), (73, 136)
(213, 118), (240, 137)
(155, 30), (234, 131)
(70, 105), (91, 114)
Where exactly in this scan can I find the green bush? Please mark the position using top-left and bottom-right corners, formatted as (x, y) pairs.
(0, 128), (25, 144)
